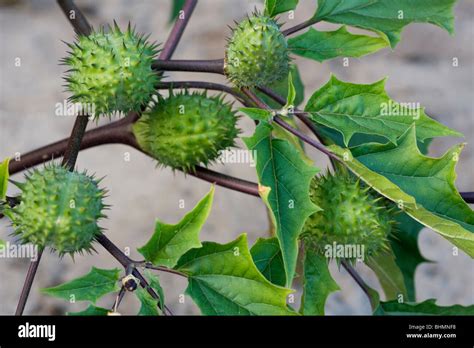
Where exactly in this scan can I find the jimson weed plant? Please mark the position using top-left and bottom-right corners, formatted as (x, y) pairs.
(1, 0), (473, 318)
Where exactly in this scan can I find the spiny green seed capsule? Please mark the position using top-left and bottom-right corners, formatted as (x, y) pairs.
(225, 14), (290, 87)
(302, 173), (395, 262)
(133, 91), (239, 172)
(4, 165), (106, 255)
(62, 22), (160, 118)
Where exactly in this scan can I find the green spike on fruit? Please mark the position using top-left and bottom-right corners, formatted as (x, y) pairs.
(3, 165), (107, 255)
(133, 91), (239, 172)
(62, 22), (160, 118)
(225, 14), (290, 87)
(302, 172), (395, 262)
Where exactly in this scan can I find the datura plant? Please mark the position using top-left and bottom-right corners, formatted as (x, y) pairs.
(133, 91), (239, 171)
(225, 13), (290, 87)
(1, 0), (473, 319)
(3, 165), (107, 255)
(301, 172), (395, 263)
(62, 21), (160, 118)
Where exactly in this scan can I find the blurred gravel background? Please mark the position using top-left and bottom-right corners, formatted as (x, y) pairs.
(0, 0), (473, 315)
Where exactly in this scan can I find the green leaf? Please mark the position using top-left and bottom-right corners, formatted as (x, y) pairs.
(288, 26), (388, 62)
(390, 212), (429, 301)
(313, 0), (457, 47)
(67, 304), (109, 316)
(0, 239), (5, 248)
(250, 237), (286, 287)
(352, 126), (474, 252)
(317, 123), (434, 150)
(255, 64), (304, 109)
(300, 246), (339, 315)
(329, 126), (474, 257)
(138, 186), (214, 268)
(136, 287), (161, 316)
(366, 286), (382, 311)
(305, 75), (461, 146)
(0, 158), (10, 200)
(243, 123), (319, 285)
(375, 299), (474, 315)
(42, 267), (121, 303)
(239, 107), (273, 122)
(144, 270), (165, 306)
(285, 71), (296, 109)
(169, 0), (185, 24)
(265, 0), (299, 17)
(176, 234), (296, 315)
(366, 248), (407, 301)
(273, 116), (314, 166)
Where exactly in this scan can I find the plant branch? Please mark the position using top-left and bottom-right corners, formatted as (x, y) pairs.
(241, 87), (340, 161)
(8, 116), (135, 175)
(256, 85), (286, 105)
(256, 85), (327, 141)
(7, 118), (261, 197)
(152, 59), (225, 74)
(156, 81), (250, 105)
(15, 249), (43, 315)
(283, 18), (320, 36)
(255, 86), (346, 172)
(274, 116), (341, 161)
(188, 166), (259, 197)
(95, 234), (161, 305)
(159, 0), (198, 60)
(61, 116), (90, 169)
(341, 260), (375, 305)
(95, 234), (133, 266)
(143, 263), (187, 278)
(57, 0), (92, 35)
(241, 87), (268, 108)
